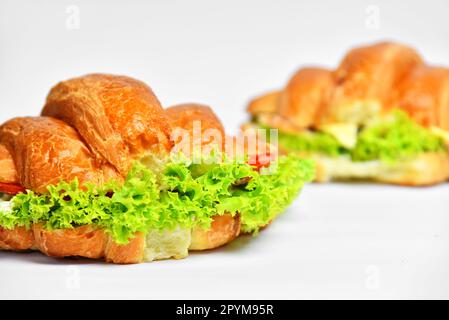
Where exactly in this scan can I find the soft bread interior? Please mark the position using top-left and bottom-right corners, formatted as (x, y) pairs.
(314, 152), (449, 186)
(189, 214), (241, 251)
(136, 155), (192, 262)
(144, 228), (191, 261)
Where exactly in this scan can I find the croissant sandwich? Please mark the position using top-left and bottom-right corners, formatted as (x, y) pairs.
(245, 42), (449, 186)
(0, 74), (314, 264)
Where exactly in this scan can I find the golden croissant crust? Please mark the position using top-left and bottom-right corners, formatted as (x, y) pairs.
(42, 74), (173, 176)
(0, 117), (121, 193)
(248, 41), (449, 131)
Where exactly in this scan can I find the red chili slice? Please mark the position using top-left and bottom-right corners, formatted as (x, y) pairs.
(0, 182), (26, 195)
(247, 152), (276, 171)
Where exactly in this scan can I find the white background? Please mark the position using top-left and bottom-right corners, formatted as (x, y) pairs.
(0, 0), (449, 299)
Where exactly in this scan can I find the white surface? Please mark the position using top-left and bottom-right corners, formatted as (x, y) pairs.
(1, 0), (449, 299)
(1, 183), (449, 300)
(1, 0), (449, 134)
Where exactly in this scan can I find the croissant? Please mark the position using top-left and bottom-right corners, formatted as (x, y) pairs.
(246, 42), (449, 186)
(0, 74), (313, 263)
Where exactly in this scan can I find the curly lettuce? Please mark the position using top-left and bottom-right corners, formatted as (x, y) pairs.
(0, 164), (161, 244)
(0, 154), (314, 244)
(259, 111), (447, 162)
(277, 130), (344, 157)
(351, 111), (447, 162)
(156, 154), (314, 233)
(234, 154), (315, 233)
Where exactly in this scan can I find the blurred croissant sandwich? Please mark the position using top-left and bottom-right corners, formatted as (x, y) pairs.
(245, 42), (449, 186)
(0, 74), (314, 264)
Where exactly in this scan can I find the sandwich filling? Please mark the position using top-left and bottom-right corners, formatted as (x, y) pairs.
(256, 110), (449, 178)
(0, 153), (314, 255)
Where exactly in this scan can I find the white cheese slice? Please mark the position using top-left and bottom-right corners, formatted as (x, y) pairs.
(319, 123), (358, 149)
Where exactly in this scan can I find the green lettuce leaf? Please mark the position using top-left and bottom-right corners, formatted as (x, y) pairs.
(276, 130), (345, 157)
(0, 164), (161, 244)
(258, 110), (447, 162)
(235, 154), (315, 233)
(0, 154), (314, 244)
(351, 111), (447, 162)
(158, 154), (314, 232)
